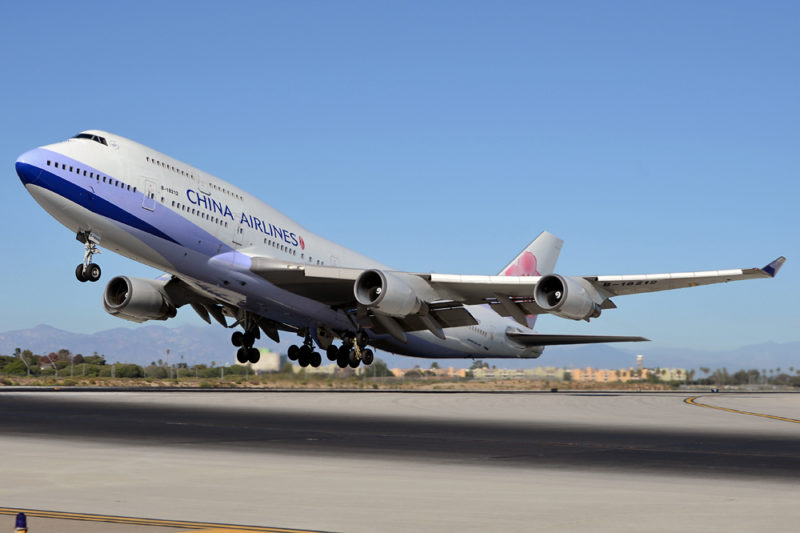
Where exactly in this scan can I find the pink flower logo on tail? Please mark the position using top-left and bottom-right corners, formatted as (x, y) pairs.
(504, 252), (540, 276)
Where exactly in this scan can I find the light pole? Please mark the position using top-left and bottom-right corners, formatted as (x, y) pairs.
(16, 350), (31, 377)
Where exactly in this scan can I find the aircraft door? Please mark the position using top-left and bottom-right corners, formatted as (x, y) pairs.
(196, 173), (211, 195)
(231, 215), (243, 246)
(142, 179), (157, 211)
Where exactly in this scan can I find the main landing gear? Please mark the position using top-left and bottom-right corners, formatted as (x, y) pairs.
(288, 335), (322, 368)
(75, 231), (102, 283)
(232, 328), (261, 364)
(326, 331), (374, 369)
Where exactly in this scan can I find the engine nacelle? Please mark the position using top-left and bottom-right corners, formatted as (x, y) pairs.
(354, 269), (422, 317)
(103, 276), (177, 323)
(533, 274), (602, 321)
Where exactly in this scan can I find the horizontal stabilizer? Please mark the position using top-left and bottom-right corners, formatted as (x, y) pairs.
(507, 332), (649, 347)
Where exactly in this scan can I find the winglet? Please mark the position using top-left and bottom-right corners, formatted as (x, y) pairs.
(762, 256), (786, 278)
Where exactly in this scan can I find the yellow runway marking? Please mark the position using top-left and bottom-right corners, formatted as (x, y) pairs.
(685, 396), (800, 424)
(0, 508), (329, 532)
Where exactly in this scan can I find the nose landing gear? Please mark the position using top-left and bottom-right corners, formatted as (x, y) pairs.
(75, 231), (102, 283)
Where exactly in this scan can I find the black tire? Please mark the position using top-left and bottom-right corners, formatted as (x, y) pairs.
(231, 331), (244, 347)
(311, 351), (321, 367)
(288, 345), (299, 361)
(337, 356), (349, 368)
(86, 263), (101, 282)
(298, 345), (311, 367)
(326, 345), (339, 361)
(236, 348), (248, 364)
(242, 331), (255, 348)
(348, 351), (360, 368)
(338, 344), (351, 359)
(362, 348), (374, 366)
(248, 347), (260, 364)
(75, 264), (87, 282)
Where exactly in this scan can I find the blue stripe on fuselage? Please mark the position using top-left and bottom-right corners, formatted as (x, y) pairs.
(17, 160), (181, 245)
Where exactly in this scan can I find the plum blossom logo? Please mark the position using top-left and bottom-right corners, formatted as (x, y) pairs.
(299, 236), (305, 250)
(504, 251), (540, 276)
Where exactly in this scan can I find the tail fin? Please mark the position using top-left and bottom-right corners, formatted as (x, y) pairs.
(498, 231), (563, 277)
(497, 231), (564, 330)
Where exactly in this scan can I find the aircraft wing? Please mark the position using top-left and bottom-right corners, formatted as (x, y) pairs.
(248, 255), (785, 338)
(586, 256), (786, 296)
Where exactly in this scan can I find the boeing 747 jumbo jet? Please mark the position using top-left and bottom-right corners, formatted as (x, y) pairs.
(15, 131), (785, 368)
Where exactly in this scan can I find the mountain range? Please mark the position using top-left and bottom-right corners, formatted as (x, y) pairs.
(0, 324), (797, 372)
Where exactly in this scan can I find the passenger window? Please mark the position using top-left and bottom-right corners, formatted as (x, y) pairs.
(69, 166), (73, 172)
(102, 177), (106, 183)
(47, 160), (51, 166)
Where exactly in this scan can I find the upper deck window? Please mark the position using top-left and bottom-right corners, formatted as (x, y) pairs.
(73, 133), (108, 146)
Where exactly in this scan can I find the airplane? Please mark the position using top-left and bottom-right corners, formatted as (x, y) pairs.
(14, 130), (786, 368)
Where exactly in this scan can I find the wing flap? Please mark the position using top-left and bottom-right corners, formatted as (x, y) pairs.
(250, 258), (359, 306)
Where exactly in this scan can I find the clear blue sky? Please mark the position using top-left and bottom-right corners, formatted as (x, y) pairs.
(1, 1), (797, 354)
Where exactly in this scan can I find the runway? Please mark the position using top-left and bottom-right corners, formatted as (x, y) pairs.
(1, 391), (799, 532)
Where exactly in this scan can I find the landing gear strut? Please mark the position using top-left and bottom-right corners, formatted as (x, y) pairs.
(231, 314), (260, 364)
(288, 329), (374, 369)
(288, 334), (322, 368)
(334, 330), (374, 369)
(75, 231), (102, 283)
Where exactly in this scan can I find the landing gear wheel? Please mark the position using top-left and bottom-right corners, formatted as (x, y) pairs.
(362, 348), (374, 366)
(348, 351), (360, 368)
(85, 263), (101, 282)
(298, 345), (311, 367)
(311, 351), (321, 368)
(231, 331), (244, 347)
(248, 347), (260, 364)
(242, 331), (255, 348)
(326, 345), (339, 361)
(75, 264), (88, 282)
(336, 354), (349, 368)
(236, 348), (248, 364)
(288, 345), (299, 361)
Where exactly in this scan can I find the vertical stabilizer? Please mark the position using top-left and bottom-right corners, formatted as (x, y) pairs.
(497, 231), (563, 329)
(498, 231), (563, 277)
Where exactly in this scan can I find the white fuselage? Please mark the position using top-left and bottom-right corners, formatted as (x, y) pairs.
(16, 131), (543, 359)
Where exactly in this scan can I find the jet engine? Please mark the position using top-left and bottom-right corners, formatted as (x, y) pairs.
(354, 269), (422, 317)
(533, 274), (602, 321)
(103, 276), (177, 323)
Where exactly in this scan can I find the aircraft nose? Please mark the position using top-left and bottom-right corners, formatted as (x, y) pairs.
(15, 149), (42, 186)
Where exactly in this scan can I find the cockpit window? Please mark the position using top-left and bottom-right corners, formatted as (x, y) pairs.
(72, 133), (108, 146)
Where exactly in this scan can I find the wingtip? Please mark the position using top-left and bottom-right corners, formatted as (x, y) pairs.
(762, 256), (787, 278)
